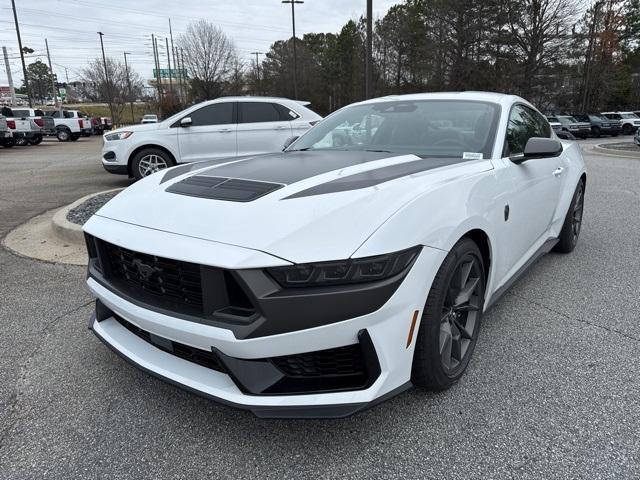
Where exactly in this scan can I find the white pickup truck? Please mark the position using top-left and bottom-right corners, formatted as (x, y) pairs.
(0, 115), (13, 148)
(0, 107), (42, 146)
(11, 108), (56, 145)
(46, 109), (90, 141)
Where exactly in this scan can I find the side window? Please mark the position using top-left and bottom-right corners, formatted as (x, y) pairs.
(239, 102), (281, 123)
(34, 110), (45, 116)
(188, 103), (234, 126)
(50, 111), (60, 118)
(506, 105), (550, 155)
(273, 103), (300, 121)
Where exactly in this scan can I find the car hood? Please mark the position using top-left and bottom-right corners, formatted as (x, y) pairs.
(93, 150), (492, 263)
(110, 122), (163, 134)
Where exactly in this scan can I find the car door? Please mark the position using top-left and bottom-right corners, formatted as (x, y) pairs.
(236, 102), (293, 155)
(499, 104), (564, 274)
(177, 102), (237, 163)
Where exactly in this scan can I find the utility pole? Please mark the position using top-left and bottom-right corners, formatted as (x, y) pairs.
(365, 0), (373, 99)
(169, 19), (180, 104)
(45, 39), (59, 109)
(152, 34), (163, 115)
(97, 32), (116, 123)
(250, 52), (264, 94)
(123, 52), (135, 123)
(282, 0), (303, 99)
(2, 46), (17, 105)
(165, 37), (173, 100)
(10, 0), (32, 107)
(180, 48), (187, 103)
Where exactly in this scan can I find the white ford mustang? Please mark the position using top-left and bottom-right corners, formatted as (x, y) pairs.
(84, 92), (586, 418)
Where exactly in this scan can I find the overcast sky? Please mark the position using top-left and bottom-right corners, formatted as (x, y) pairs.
(0, 0), (398, 87)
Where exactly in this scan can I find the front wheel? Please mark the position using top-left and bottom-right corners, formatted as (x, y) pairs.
(412, 238), (486, 390)
(29, 134), (43, 145)
(131, 148), (175, 180)
(553, 180), (585, 254)
(622, 124), (633, 135)
(591, 126), (601, 138)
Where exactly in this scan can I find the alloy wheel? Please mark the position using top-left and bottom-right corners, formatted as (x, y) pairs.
(572, 183), (584, 243)
(439, 254), (483, 374)
(138, 154), (169, 177)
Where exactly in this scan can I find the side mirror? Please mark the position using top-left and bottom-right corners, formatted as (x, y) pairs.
(512, 137), (563, 164)
(180, 117), (192, 127)
(283, 135), (299, 150)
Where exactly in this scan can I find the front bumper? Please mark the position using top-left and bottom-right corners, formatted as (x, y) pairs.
(83, 221), (445, 417)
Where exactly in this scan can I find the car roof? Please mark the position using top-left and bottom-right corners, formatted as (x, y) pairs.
(349, 91), (522, 107)
(211, 96), (311, 106)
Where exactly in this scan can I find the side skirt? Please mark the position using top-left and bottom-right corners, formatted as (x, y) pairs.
(485, 237), (558, 310)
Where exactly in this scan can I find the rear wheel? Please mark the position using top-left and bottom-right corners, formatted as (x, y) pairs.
(2, 138), (15, 148)
(131, 148), (175, 180)
(56, 129), (70, 142)
(622, 124), (633, 135)
(591, 126), (601, 138)
(412, 238), (485, 390)
(15, 136), (28, 146)
(70, 134), (80, 142)
(554, 180), (585, 254)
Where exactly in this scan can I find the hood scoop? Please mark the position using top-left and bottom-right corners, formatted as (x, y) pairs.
(165, 175), (284, 202)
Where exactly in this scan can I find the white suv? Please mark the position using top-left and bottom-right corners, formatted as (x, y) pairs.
(102, 97), (322, 180)
(601, 111), (640, 135)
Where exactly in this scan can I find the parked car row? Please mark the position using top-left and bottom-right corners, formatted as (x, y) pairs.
(546, 111), (640, 140)
(0, 106), (113, 148)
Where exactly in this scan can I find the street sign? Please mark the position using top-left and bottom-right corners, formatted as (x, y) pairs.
(153, 69), (188, 79)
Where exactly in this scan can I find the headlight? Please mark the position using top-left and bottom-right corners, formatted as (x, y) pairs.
(105, 131), (133, 141)
(267, 246), (421, 288)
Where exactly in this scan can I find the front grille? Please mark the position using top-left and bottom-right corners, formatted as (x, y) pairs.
(102, 241), (203, 312)
(272, 344), (365, 377)
(114, 315), (227, 373)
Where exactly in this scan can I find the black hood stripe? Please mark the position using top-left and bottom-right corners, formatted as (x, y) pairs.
(159, 154), (258, 184)
(197, 150), (393, 185)
(284, 157), (464, 199)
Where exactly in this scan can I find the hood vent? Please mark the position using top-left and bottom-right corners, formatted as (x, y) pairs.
(165, 175), (284, 202)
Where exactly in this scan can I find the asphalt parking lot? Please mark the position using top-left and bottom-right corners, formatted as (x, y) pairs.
(0, 136), (639, 479)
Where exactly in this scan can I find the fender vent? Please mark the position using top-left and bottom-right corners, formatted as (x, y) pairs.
(166, 175), (283, 202)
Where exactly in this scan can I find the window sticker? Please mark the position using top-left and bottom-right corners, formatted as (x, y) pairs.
(462, 152), (483, 160)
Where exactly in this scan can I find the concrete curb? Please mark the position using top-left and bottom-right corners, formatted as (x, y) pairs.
(591, 144), (640, 159)
(51, 188), (123, 244)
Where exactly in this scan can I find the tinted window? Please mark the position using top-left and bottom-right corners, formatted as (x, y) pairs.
(240, 102), (281, 123)
(188, 103), (233, 126)
(273, 103), (300, 121)
(289, 100), (500, 159)
(573, 114), (588, 122)
(1, 107), (13, 116)
(506, 105), (549, 155)
(12, 109), (29, 117)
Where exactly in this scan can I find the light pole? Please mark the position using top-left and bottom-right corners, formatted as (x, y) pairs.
(365, 0), (373, 99)
(281, 0), (303, 99)
(97, 32), (115, 123)
(10, 0), (32, 107)
(250, 51), (264, 94)
(123, 52), (135, 123)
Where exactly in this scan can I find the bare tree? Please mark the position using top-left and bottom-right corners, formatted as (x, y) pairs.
(178, 20), (237, 100)
(505, 0), (579, 101)
(80, 57), (144, 122)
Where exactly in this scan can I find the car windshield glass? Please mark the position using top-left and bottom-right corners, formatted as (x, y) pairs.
(12, 110), (29, 117)
(288, 100), (500, 159)
(621, 113), (639, 119)
(558, 116), (576, 123)
(590, 115), (607, 121)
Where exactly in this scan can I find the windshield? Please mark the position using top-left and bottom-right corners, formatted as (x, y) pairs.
(621, 113), (639, 119)
(288, 100), (500, 159)
(12, 109), (29, 117)
(143, 115), (157, 119)
(558, 116), (577, 123)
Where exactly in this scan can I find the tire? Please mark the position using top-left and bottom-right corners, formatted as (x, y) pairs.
(15, 136), (28, 146)
(70, 134), (80, 141)
(28, 134), (43, 145)
(622, 124), (633, 135)
(412, 238), (486, 391)
(131, 148), (175, 180)
(2, 139), (15, 148)
(56, 129), (70, 142)
(553, 180), (585, 254)
(591, 126), (600, 138)
(611, 133), (619, 137)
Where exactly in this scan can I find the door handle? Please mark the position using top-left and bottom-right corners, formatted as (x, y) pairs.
(553, 167), (565, 177)
(215, 128), (233, 133)
(275, 126), (288, 130)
